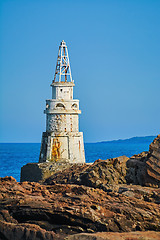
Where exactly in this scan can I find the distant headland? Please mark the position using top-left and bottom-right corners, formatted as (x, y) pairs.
(98, 136), (156, 144)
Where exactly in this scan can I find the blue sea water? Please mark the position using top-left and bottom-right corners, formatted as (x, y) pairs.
(0, 136), (156, 182)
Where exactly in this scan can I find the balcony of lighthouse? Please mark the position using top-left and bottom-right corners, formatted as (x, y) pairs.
(44, 99), (81, 115)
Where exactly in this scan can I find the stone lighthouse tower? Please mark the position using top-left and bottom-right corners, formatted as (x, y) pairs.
(39, 40), (85, 164)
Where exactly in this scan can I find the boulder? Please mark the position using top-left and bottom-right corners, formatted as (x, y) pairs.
(126, 135), (160, 187)
(145, 134), (160, 187)
(44, 156), (129, 187)
(126, 151), (148, 186)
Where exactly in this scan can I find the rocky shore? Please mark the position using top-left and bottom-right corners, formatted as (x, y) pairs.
(0, 135), (160, 239)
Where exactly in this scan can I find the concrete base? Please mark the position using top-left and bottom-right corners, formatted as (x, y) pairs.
(20, 159), (73, 182)
(39, 131), (85, 164)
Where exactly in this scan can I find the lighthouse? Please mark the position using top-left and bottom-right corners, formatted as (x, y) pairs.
(39, 40), (85, 164)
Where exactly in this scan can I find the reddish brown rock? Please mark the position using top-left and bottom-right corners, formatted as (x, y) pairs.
(44, 156), (129, 187)
(124, 135), (160, 187)
(145, 135), (160, 187)
(66, 231), (160, 240)
(126, 151), (148, 186)
(0, 220), (56, 240)
(0, 177), (160, 239)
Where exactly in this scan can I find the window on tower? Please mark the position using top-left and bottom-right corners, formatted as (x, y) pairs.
(71, 103), (77, 109)
(55, 103), (65, 109)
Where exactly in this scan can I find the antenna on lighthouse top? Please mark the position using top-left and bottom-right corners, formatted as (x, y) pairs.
(53, 40), (73, 83)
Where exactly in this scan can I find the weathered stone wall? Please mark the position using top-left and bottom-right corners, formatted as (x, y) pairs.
(39, 132), (85, 163)
(38, 79), (86, 164)
(51, 82), (74, 100)
(68, 133), (85, 163)
(46, 113), (79, 132)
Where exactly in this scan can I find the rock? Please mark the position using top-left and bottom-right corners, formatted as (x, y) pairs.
(66, 231), (160, 240)
(21, 160), (79, 182)
(145, 135), (160, 187)
(1, 135), (160, 239)
(0, 177), (160, 239)
(44, 156), (129, 187)
(126, 135), (160, 187)
(78, 156), (129, 187)
(0, 220), (57, 240)
(126, 151), (148, 185)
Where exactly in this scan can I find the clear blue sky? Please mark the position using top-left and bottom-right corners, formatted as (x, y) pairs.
(0, 0), (160, 143)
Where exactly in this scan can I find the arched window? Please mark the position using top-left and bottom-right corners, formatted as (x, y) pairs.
(56, 103), (65, 109)
(71, 103), (77, 109)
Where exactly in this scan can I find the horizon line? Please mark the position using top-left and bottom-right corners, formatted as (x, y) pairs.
(0, 135), (157, 144)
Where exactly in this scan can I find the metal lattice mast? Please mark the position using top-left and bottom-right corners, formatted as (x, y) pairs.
(53, 40), (73, 83)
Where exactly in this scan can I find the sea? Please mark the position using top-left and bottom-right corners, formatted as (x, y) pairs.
(0, 136), (156, 182)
